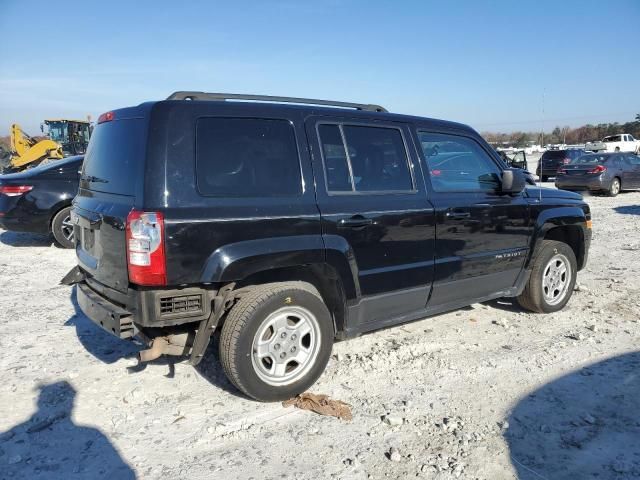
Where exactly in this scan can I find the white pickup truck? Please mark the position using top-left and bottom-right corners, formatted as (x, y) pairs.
(585, 134), (640, 153)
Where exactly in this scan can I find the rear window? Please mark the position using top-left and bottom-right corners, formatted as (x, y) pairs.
(542, 150), (582, 160)
(542, 151), (567, 159)
(196, 118), (301, 197)
(570, 154), (610, 165)
(81, 119), (145, 196)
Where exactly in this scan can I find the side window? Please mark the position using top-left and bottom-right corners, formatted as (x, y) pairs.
(196, 118), (301, 197)
(626, 154), (640, 165)
(342, 126), (413, 192)
(317, 124), (414, 193)
(318, 124), (352, 192)
(418, 131), (501, 192)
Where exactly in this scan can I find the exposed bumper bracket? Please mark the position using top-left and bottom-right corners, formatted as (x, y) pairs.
(60, 266), (86, 286)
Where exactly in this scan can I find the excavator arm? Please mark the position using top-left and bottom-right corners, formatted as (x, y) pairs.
(9, 124), (63, 171)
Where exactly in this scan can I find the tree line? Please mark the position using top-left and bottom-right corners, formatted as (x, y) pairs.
(482, 114), (640, 147)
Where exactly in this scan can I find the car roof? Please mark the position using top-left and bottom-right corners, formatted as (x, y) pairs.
(114, 98), (476, 135)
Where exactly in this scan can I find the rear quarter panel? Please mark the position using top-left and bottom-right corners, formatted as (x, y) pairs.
(148, 102), (323, 286)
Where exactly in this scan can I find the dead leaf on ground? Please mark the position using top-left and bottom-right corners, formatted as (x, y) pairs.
(283, 392), (352, 421)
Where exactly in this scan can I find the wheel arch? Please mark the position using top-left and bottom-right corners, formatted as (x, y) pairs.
(530, 207), (590, 271)
(235, 264), (348, 336)
(200, 235), (361, 336)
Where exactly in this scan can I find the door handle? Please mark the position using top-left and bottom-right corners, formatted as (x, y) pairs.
(445, 211), (471, 220)
(338, 216), (373, 228)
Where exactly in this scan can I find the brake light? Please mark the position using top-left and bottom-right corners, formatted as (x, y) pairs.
(589, 165), (607, 174)
(97, 111), (115, 123)
(0, 185), (33, 197)
(562, 158), (571, 164)
(126, 210), (166, 286)
(431, 169), (442, 176)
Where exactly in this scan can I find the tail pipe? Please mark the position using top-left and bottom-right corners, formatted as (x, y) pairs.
(138, 337), (170, 363)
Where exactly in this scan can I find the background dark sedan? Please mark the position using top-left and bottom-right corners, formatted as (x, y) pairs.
(555, 152), (640, 197)
(536, 148), (586, 181)
(0, 156), (83, 248)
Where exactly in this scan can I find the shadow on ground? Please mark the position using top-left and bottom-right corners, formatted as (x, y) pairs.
(194, 333), (248, 399)
(614, 205), (640, 216)
(506, 351), (640, 479)
(0, 230), (52, 247)
(485, 297), (524, 313)
(0, 381), (136, 479)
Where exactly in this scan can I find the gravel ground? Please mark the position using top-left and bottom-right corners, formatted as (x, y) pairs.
(1, 185), (639, 480)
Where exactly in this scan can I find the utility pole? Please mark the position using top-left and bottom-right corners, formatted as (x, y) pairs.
(541, 89), (545, 147)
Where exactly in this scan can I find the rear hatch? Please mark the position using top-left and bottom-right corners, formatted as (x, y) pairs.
(541, 151), (570, 170)
(73, 109), (148, 293)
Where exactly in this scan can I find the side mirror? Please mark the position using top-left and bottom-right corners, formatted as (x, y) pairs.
(501, 168), (526, 195)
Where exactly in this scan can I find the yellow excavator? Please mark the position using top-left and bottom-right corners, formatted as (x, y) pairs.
(2, 120), (91, 173)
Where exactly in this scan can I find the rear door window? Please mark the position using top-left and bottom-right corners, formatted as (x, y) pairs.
(317, 123), (414, 193)
(196, 118), (302, 197)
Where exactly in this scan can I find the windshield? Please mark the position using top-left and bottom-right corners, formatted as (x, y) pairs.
(47, 122), (68, 143)
(571, 154), (610, 165)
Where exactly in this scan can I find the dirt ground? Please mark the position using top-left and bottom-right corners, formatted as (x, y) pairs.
(1, 183), (639, 480)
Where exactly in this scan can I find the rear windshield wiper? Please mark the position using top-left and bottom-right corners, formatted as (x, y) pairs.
(81, 174), (109, 184)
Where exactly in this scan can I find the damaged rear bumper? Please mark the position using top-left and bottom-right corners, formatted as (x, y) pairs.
(63, 266), (231, 365)
(76, 281), (137, 339)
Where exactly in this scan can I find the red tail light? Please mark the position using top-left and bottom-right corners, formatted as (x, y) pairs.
(589, 165), (607, 174)
(126, 210), (166, 286)
(97, 111), (115, 123)
(562, 158), (571, 164)
(0, 185), (33, 197)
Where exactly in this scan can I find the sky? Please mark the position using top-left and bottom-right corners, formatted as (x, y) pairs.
(0, 0), (638, 134)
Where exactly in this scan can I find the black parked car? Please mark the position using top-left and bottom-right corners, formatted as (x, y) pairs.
(62, 92), (591, 402)
(536, 148), (585, 181)
(0, 156), (82, 248)
(556, 152), (640, 196)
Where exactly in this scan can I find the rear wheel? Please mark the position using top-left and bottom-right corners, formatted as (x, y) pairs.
(607, 177), (621, 197)
(517, 240), (577, 313)
(219, 282), (334, 402)
(51, 206), (75, 249)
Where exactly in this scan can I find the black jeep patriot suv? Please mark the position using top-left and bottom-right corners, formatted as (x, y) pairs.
(62, 92), (591, 401)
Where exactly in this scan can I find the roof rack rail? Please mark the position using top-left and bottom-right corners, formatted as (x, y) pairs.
(166, 91), (388, 113)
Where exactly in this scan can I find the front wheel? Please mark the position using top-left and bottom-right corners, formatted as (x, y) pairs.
(517, 240), (577, 313)
(219, 282), (334, 402)
(51, 206), (75, 249)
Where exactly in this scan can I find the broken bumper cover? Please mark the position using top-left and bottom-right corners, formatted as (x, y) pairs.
(76, 282), (137, 339)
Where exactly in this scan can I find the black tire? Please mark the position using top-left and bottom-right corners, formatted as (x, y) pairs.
(607, 177), (621, 197)
(541, 175), (549, 182)
(219, 282), (334, 402)
(614, 147), (620, 152)
(51, 206), (75, 249)
(517, 240), (577, 313)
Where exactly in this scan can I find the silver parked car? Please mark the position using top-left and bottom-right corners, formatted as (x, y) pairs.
(555, 152), (640, 197)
